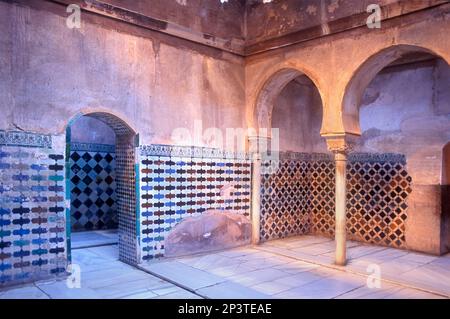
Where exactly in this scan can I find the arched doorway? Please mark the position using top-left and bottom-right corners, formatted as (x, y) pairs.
(66, 112), (139, 265)
(253, 68), (333, 242)
(342, 44), (450, 254)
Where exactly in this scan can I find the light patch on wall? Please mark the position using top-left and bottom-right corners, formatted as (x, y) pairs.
(328, 0), (340, 14)
(306, 5), (317, 16)
(176, 0), (187, 6)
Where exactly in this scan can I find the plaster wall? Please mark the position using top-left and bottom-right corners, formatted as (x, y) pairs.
(245, 4), (450, 135)
(245, 0), (399, 45)
(358, 61), (450, 254)
(103, 0), (245, 43)
(70, 116), (115, 145)
(0, 1), (246, 149)
(271, 76), (327, 153)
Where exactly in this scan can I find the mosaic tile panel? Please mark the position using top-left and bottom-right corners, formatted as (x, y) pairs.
(0, 142), (66, 287)
(309, 159), (336, 237)
(67, 115), (139, 265)
(139, 145), (251, 261)
(0, 130), (52, 149)
(260, 152), (411, 249)
(69, 144), (117, 232)
(346, 154), (412, 248)
(116, 135), (138, 265)
(260, 159), (312, 241)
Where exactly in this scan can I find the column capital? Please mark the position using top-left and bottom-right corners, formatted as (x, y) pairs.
(324, 134), (357, 156)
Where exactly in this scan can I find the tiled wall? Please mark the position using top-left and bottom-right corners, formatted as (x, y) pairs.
(260, 154), (313, 240)
(345, 155), (412, 248)
(116, 135), (138, 265)
(69, 143), (117, 232)
(260, 152), (412, 249)
(0, 131), (67, 288)
(138, 145), (251, 261)
(0, 129), (414, 287)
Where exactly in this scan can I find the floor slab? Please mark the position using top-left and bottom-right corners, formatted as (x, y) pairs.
(1, 235), (449, 299)
(71, 229), (118, 249)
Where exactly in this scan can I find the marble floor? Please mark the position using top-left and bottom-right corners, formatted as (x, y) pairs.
(1, 235), (449, 299)
(71, 229), (119, 249)
(257, 235), (450, 297)
(141, 236), (450, 299)
(0, 245), (200, 299)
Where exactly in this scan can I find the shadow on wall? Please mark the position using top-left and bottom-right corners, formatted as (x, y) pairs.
(442, 143), (450, 253)
(164, 210), (251, 258)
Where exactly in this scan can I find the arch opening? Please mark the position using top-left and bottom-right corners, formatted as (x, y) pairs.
(346, 44), (450, 254)
(253, 68), (324, 134)
(255, 68), (332, 242)
(66, 112), (138, 264)
(342, 44), (449, 135)
(270, 74), (327, 154)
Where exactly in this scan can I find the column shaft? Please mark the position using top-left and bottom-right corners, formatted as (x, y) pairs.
(251, 154), (261, 245)
(335, 152), (347, 265)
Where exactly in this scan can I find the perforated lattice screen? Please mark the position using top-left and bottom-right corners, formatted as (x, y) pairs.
(260, 153), (412, 249)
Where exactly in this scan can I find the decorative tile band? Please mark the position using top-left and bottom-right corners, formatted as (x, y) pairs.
(348, 153), (406, 164)
(268, 152), (334, 162)
(139, 144), (249, 160)
(0, 130), (52, 149)
(70, 142), (115, 153)
(266, 152), (406, 163)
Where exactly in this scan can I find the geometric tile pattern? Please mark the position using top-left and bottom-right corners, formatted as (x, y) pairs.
(0, 145), (66, 288)
(309, 159), (336, 237)
(260, 152), (411, 249)
(346, 157), (412, 248)
(87, 112), (135, 136)
(139, 145), (251, 261)
(0, 130), (52, 149)
(115, 135), (138, 265)
(69, 147), (117, 232)
(260, 159), (312, 241)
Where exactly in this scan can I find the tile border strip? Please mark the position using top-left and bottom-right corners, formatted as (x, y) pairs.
(0, 130), (52, 149)
(139, 144), (249, 160)
(70, 142), (116, 153)
(139, 147), (406, 163)
(264, 152), (406, 164)
(349, 152), (406, 164)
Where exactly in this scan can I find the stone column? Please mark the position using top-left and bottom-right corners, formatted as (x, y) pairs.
(326, 136), (353, 266)
(248, 135), (270, 245)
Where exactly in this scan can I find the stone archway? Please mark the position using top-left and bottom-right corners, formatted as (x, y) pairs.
(341, 44), (450, 256)
(252, 67), (326, 133)
(341, 44), (450, 136)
